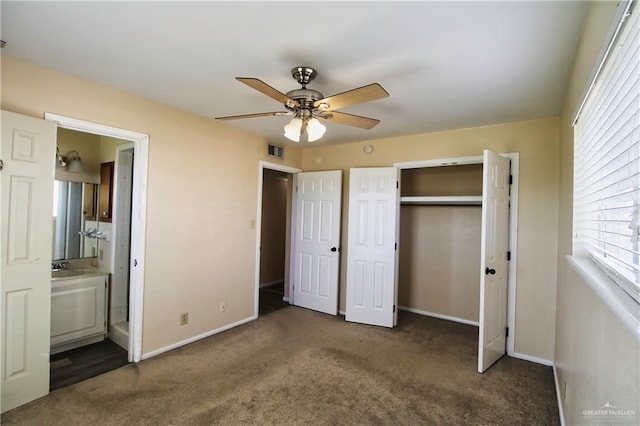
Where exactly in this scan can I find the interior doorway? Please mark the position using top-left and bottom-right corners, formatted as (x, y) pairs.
(258, 169), (290, 315)
(49, 128), (135, 389)
(45, 114), (148, 365)
(254, 161), (301, 317)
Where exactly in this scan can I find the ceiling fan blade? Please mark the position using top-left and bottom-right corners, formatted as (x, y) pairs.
(215, 111), (291, 120)
(321, 111), (380, 129)
(314, 83), (389, 110)
(236, 77), (299, 107)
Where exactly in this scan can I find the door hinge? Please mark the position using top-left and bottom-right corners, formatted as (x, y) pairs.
(133, 259), (138, 267)
(396, 181), (399, 189)
(509, 175), (513, 185)
(507, 251), (511, 261)
(506, 326), (509, 337)
(394, 242), (397, 250)
(393, 304), (396, 313)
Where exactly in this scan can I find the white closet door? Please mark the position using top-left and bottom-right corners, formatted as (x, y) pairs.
(345, 167), (399, 327)
(1, 110), (56, 412)
(292, 171), (342, 315)
(478, 149), (510, 373)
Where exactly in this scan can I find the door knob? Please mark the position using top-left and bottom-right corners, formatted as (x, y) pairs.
(331, 247), (338, 252)
(485, 267), (496, 275)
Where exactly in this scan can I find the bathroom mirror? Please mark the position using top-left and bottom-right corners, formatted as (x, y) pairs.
(52, 180), (100, 261)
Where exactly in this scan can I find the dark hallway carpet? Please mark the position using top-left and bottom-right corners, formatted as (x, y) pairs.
(3, 307), (559, 425)
(258, 282), (288, 316)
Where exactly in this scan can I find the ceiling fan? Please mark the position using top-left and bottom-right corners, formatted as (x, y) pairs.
(215, 66), (389, 142)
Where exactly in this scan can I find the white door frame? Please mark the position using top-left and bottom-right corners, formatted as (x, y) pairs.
(254, 160), (301, 317)
(44, 113), (149, 363)
(110, 143), (134, 350)
(393, 152), (519, 357)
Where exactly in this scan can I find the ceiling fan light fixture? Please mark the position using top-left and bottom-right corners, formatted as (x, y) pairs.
(284, 117), (303, 142)
(306, 118), (326, 142)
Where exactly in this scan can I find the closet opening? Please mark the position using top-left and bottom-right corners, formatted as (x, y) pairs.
(398, 163), (483, 326)
(394, 151), (519, 372)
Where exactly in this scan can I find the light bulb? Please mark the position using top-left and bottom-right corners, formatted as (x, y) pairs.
(284, 117), (302, 142)
(306, 118), (326, 142)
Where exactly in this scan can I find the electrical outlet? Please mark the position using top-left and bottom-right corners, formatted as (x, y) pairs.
(220, 301), (227, 313)
(180, 312), (189, 326)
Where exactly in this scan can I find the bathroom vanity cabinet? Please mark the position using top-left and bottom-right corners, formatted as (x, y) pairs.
(51, 273), (108, 354)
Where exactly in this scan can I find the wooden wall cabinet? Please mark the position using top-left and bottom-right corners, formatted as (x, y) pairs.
(99, 161), (114, 222)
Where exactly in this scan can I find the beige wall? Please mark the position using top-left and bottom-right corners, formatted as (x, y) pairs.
(555, 2), (640, 424)
(259, 169), (288, 285)
(2, 56), (303, 355)
(99, 135), (129, 163)
(55, 128), (101, 183)
(303, 117), (560, 361)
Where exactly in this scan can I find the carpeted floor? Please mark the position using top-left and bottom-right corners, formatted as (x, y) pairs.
(2, 307), (559, 425)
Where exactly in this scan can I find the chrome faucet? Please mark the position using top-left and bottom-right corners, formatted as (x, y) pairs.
(52, 261), (70, 271)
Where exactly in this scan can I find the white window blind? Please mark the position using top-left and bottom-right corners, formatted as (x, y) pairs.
(574, 2), (640, 303)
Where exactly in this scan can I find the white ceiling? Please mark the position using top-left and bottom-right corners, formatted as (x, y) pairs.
(1, 1), (588, 146)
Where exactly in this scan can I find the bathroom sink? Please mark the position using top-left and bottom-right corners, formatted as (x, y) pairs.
(51, 268), (99, 279)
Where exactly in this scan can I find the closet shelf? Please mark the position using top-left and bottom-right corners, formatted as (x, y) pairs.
(400, 196), (482, 206)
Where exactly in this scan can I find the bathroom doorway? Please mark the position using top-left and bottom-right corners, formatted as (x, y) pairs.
(45, 113), (149, 389)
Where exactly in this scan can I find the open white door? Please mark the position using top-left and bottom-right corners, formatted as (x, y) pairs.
(478, 149), (510, 373)
(345, 167), (398, 327)
(1, 110), (56, 412)
(291, 171), (342, 315)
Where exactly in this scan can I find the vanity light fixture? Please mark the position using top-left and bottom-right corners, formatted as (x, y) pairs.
(56, 147), (83, 173)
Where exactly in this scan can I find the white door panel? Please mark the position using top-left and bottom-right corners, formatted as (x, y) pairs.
(478, 149), (510, 373)
(346, 168), (398, 327)
(1, 110), (56, 412)
(292, 171), (341, 315)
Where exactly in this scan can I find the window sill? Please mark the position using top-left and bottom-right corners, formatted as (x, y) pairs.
(566, 255), (640, 342)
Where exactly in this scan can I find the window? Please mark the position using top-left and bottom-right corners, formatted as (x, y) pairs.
(573, 1), (640, 303)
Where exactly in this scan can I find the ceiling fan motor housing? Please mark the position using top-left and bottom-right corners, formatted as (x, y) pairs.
(285, 88), (324, 110)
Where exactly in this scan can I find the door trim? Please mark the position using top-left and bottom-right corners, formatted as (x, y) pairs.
(255, 161), (301, 317)
(393, 152), (519, 357)
(44, 113), (149, 363)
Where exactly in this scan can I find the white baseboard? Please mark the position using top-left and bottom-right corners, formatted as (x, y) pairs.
(141, 315), (257, 360)
(552, 363), (566, 426)
(259, 279), (284, 288)
(282, 296), (289, 302)
(398, 306), (480, 327)
(511, 351), (553, 366)
(339, 309), (346, 316)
